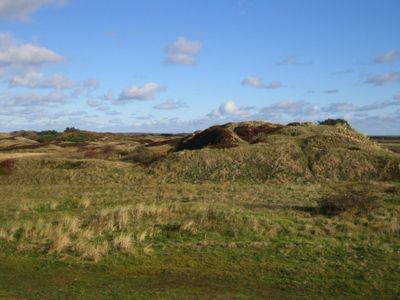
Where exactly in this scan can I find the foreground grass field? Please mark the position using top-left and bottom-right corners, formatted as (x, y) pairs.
(0, 123), (399, 299)
(0, 180), (399, 299)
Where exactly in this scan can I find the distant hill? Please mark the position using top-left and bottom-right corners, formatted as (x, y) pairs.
(1, 121), (399, 183)
(152, 121), (400, 182)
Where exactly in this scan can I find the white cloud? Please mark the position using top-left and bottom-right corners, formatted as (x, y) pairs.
(241, 76), (283, 89)
(358, 94), (400, 111)
(1, 91), (67, 107)
(134, 115), (153, 121)
(259, 97), (400, 120)
(118, 82), (166, 101)
(219, 101), (247, 116)
(374, 50), (400, 64)
(364, 72), (400, 86)
(0, 33), (64, 67)
(83, 79), (99, 89)
(98, 89), (114, 101)
(0, 0), (66, 21)
(322, 102), (356, 113)
(351, 114), (400, 135)
(96, 105), (111, 112)
(208, 100), (252, 118)
(86, 99), (102, 108)
(164, 37), (202, 65)
(7, 70), (42, 87)
(70, 79), (100, 98)
(260, 101), (319, 117)
(278, 56), (299, 65)
(153, 99), (187, 110)
(8, 71), (75, 89)
(109, 118), (122, 124)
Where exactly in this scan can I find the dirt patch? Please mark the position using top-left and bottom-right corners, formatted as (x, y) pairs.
(176, 123), (285, 150)
(234, 125), (283, 142)
(177, 126), (239, 150)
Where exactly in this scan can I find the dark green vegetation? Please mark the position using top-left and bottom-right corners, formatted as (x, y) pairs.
(0, 121), (399, 299)
(318, 118), (351, 127)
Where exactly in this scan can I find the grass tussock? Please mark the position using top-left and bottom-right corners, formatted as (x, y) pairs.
(318, 189), (381, 216)
(1, 185), (398, 262)
(113, 233), (133, 252)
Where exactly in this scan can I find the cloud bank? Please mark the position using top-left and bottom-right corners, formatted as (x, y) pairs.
(164, 37), (202, 65)
(0, 0), (66, 21)
(118, 82), (166, 101)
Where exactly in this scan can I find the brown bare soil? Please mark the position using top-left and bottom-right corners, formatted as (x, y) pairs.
(234, 124), (283, 142)
(177, 122), (287, 150)
(177, 125), (240, 150)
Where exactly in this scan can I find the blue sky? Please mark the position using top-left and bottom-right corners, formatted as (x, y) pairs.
(0, 0), (399, 134)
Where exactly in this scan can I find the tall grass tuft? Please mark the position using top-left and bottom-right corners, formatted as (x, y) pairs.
(318, 189), (380, 216)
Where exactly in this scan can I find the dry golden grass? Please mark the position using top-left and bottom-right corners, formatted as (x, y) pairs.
(0, 124), (399, 264)
(50, 226), (72, 254)
(0, 153), (48, 160)
(113, 233), (133, 252)
(79, 198), (91, 208)
(0, 181), (398, 264)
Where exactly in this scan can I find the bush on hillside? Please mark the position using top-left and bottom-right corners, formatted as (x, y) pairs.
(37, 130), (61, 143)
(384, 185), (397, 193)
(318, 189), (380, 216)
(62, 132), (92, 143)
(123, 145), (165, 165)
(64, 127), (79, 132)
(318, 118), (350, 127)
(61, 128), (94, 143)
(36, 129), (92, 143)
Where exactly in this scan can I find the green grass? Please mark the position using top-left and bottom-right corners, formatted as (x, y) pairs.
(0, 123), (399, 299)
(0, 173), (399, 299)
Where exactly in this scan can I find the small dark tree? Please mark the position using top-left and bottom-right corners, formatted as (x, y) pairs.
(318, 118), (350, 127)
(64, 127), (79, 132)
(37, 130), (61, 143)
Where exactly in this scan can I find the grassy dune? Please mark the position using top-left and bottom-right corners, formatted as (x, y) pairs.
(0, 123), (399, 299)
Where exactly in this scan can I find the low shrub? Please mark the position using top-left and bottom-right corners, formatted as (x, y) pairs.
(0, 159), (15, 175)
(123, 146), (165, 165)
(37, 130), (61, 143)
(57, 161), (86, 170)
(318, 189), (380, 216)
(384, 185), (397, 193)
(83, 150), (98, 159)
(318, 118), (350, 127)
(62, 132), (92, 143)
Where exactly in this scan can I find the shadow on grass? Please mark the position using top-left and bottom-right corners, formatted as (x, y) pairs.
(244, 203), (318, 214)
